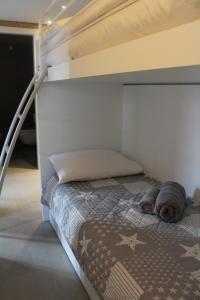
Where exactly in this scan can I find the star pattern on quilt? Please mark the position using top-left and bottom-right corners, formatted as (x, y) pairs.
(192, 197), (200, 207)
(177, 214), (200, 238)
(157, 287), (164, 293)
(77, 191), (97, 201)
(116, 233), (146, 251)
(153, 296), (160, 300)
(118, 198), (133, 207)
(90, 178), (119, 188)
(191, 269), (200, 283)
(122, 208), (159, 228)
(79, 231), (91, 256)
(194, 290), (200, 296)
(123, 181), (154, 195)
(181, 243), (200, 261)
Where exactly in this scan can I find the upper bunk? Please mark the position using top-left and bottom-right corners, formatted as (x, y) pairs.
(39, 0), (200, 82)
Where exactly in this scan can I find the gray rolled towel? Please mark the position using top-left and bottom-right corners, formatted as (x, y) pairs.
(139, 187), (160, 214)
(155, 181), (186, 223)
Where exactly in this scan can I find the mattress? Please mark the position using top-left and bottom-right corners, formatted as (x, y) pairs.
(43, 174), (200, 300)
(42, 0), (200, 60)
(69, 0), (200, 59)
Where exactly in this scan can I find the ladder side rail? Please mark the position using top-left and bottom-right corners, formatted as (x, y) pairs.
(0, 68), (48, 195)
(0, 71), (40, 166)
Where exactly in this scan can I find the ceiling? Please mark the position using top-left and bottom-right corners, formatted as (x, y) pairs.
(0, 0), (91, 24)
(0, 0), (52, 23)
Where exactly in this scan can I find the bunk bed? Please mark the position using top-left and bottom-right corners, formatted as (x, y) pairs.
(39, 0), (200, 81)
(37, 1), (200, 299)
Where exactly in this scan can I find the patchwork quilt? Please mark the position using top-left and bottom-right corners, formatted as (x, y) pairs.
(43, 175), (200, 300)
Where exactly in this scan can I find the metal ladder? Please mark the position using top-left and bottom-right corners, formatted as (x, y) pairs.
(0, 67), (48, 195)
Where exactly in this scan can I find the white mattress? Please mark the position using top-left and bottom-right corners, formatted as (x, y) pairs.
(42, 0), (200, 60)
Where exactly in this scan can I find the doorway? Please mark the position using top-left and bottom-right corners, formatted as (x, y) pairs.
(0, 33), (37, 168)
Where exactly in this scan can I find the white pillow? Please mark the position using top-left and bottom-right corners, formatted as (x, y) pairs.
(49, 150), (143, 184)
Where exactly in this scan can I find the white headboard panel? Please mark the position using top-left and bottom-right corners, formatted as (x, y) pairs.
(122, 85), (200, 198)
(36, 81), (123, 190)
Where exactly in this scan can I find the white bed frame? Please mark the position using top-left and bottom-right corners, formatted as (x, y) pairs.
(42, 205), (100, 300)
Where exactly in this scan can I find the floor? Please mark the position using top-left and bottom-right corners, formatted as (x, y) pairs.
(0, 158), (89, 300)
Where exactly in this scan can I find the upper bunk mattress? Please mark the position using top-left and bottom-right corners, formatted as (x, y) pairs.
(68, 0), (200, 59)
(43, 174), (200, 300)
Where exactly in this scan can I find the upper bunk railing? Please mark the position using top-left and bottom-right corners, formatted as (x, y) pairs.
(39, 0), (88, 37)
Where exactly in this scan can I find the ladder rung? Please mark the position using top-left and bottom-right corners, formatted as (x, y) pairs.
(17, 114), (22, 119)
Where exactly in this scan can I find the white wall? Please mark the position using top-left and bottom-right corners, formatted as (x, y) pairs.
(37, 81), (200, 199)
(37, 81), (122, 188)
(122, 85), (200, 198)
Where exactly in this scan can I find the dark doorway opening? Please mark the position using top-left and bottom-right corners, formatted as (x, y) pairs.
(0, 33), (37, 168)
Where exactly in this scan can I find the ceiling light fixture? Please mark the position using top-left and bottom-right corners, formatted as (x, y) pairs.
(47, 20), (52, 25)
(62, 5), (66, 9)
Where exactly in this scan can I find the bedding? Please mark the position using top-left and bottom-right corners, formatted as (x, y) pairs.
(41, 0), (200, 64)
(69, 0), (200, 59)
(44, 174), (200, 300)
(49, 150), (143, 184)
(42, 0), (200, 59)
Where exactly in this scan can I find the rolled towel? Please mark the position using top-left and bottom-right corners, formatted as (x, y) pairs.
(139, 187), (160, 214)
(155, 181), (186, 223)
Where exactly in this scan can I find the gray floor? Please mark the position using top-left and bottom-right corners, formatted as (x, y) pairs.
(0, 158), (89, 300)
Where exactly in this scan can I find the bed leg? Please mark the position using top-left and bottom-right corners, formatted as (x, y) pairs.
(41, 204), (50, 221)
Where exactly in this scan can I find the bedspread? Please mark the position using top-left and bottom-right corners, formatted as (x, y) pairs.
(46, 175), (200, 299)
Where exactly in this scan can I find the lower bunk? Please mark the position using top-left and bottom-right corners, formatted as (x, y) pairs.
(42, 174), (200, 300)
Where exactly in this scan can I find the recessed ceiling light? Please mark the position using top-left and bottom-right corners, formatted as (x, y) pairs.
(62, 5), (66, 9)
(47, 20), (52, 25)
